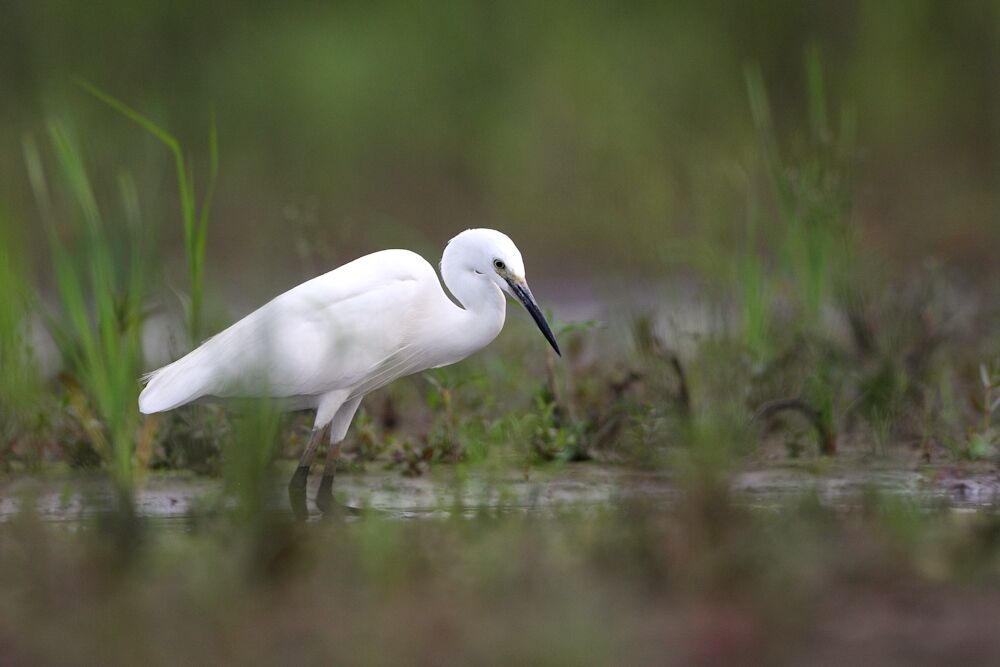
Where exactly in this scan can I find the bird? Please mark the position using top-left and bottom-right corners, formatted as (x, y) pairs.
(138, 228), (560, 517)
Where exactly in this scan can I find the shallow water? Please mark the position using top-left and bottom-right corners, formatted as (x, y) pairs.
(2, 464), (998, 524)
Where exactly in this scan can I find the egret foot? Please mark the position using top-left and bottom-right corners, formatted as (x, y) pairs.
(288, 466), (310, 521)
(316, 474), (363, 517)
(315, 473), (335, 515)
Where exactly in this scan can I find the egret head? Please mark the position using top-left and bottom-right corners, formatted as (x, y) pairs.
(444, 229), (561, 356)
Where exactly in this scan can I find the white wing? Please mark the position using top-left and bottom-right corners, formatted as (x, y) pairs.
(139, 249), (441, 413)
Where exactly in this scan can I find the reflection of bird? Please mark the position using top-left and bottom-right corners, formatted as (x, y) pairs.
(138, 229), (560, 517)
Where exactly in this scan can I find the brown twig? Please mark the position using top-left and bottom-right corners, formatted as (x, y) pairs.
(752, 398), (837, 456)
(845, 299), (876, 357)
(587, 371), (642, 453)
(631, 317), (693, 416)
(609, 371), (643, 400)
(666, 353), (691, 418)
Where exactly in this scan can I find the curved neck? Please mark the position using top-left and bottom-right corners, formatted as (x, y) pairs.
(438, 243), (507, 358)
(440, 242), (505, 315)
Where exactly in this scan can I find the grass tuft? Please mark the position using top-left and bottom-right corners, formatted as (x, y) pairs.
(23, 124), (148, 514)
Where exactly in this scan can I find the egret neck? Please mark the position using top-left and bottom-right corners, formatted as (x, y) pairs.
(438, 233), (508, 361)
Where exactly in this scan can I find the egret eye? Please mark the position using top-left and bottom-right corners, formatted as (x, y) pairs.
(493, 259), (506, 271)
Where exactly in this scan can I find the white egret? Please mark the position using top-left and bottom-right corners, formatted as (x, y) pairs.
(138, 228), (560, 516)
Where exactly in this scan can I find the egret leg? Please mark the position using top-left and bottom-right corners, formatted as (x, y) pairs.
(315, 440), (343, 515)
(288, 423), (329, 520)
(316, 396), (362, 515)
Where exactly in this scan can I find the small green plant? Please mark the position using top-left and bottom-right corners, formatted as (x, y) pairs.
(346, 408), (386, 465)
(424, 374), (463, 463)
(530, 386), (588, 463)
(390, 437), (434, 477)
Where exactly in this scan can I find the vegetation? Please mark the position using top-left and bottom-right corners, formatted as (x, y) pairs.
(0, 1), (997, 663)
(3, 50), (993, 480)
(4, 484), (1000, 665)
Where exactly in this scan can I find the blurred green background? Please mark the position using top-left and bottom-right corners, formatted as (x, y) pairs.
(1, 6), (1000, 664)
(2, 0), (997, 301)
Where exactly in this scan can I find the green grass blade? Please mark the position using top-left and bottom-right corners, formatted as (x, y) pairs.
(75, 78), (214, 342)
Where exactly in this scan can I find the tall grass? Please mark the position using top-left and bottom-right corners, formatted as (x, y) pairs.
(677, 51), (856, 366)
(225, 397), (283, 528)
(660, 52), (859, 454)
(744, 49), (856, 332)
(733, 188), (773, 362)
(75, 79), (218, 344)
(23, 124), (148, 512)
(755, 50), (854, 453)
(0, 209), (40, 452)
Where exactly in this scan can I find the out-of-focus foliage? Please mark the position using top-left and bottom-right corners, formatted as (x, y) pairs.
(0, 5), (998, 662)
(0, 0), (995, 487)
(0, 210), (40, 453)
(4, 486), (1000, 665)
(23, 125), (149, 511)
(1, 0), (996, 285)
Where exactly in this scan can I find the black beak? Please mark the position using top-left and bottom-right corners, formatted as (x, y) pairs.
(506, 278), (561, 356)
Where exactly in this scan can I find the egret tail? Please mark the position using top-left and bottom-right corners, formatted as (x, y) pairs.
(138, 347), (216, 414)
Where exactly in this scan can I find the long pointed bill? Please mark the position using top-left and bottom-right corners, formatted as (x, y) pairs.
(505, 278), (561, 356)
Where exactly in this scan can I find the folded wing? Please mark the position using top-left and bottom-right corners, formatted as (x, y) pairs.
(139, 249), (438, 413)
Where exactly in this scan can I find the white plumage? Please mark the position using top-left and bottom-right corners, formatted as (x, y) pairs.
(138, 228), (559, 512)
(140, 249), (441, 414)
